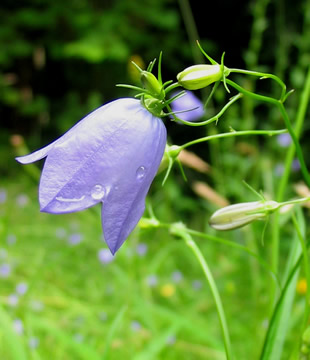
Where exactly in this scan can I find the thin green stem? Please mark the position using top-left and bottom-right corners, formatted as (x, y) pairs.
(280, 196), (310, 207)
(173, 228), (233, 360)
(291, 212), (310, 330)
(168, 93), (242, 126)
(276, 65), (310, 201)
(179, 129), (287, 151)
(225, 78), (310, 189)
(151, 221), (280, 287)
(276, 102), (310, 188)
(229, 68), (286, 100)
(270, 66), (310, 295)
(177, 0), (204, 65)
(164, 82), (181, 94)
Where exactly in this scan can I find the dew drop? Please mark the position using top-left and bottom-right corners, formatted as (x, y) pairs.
(56, 195), (85, 203)
(91, 185), (105, 200)
(136, 166), (146, 181)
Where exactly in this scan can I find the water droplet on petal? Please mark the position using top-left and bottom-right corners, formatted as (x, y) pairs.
(91, 185), (105, 200)
(136, 166), (146, 181)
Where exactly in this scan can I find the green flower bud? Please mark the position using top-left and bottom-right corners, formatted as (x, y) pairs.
(157, 144), (181, 174)
(140, 71), (163, 98)
(209, 200), (279, 231)
(142, 95), (165, 117)
(177, 64), (223, 90)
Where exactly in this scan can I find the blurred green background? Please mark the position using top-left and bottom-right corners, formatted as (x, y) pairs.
(1, 0), (310, 359)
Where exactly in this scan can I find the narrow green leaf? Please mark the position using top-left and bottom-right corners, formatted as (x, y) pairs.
(260, 209), (305, 360)
(0, 306), (28, 360)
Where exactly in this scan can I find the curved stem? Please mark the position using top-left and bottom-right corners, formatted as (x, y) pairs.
(225, 78), (310, 189)
(179, 129), (287, 151)
(154, 221), (280, 288)
(174, 229), (233, 360)
(276, 102), (310, 188)
(291, 212), (310, 330)
(229, 68), (286, 100)
(164, 82), (182, 94)
(170, 93), (242, 127)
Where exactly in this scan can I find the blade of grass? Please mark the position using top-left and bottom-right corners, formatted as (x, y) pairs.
(133, 323), (181, 360)
(102, 305), (127, 359)
(0, 306), (28, 360)
(29, 317), (102, 360)
(260, 208), (304, 360)
(134, 299), (222, 348)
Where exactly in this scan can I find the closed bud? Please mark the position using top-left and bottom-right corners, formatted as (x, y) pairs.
(209, 200), (279, 231)
(140, 71), (163, 98)
(177, 64), (223, 90)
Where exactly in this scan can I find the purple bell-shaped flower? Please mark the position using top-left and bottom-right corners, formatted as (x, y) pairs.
(16, 98), (167, 254)
(170, 91), (204, 122)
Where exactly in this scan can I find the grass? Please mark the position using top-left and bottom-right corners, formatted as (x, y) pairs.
(0, 168), (307, 359)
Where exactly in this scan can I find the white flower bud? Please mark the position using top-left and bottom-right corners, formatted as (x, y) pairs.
(209, 200), (279, 231)
(177, 64), (223, 90)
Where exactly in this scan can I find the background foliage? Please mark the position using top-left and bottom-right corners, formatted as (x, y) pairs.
(1, 0), (310, 359)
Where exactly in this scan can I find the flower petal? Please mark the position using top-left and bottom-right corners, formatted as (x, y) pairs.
(17, 98), (167, 253)
(31, 99), (138, 213)
(99, 109), (166, 253)
(16, 141), (57, 164)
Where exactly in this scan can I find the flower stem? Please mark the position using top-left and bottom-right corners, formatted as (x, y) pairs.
(177, 229), (233, 360)
(270, 66), (310, 295)
(225, 78), (310, 189)
(228, 68), (286, 100)
(291, 212), (310, 331)
(170, 93), (242, 126)
(179, 129), (287, 151)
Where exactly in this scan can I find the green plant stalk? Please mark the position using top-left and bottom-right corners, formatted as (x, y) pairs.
(167, 93), (242, 126)
(292, 212), (310, 330)
(270, 65), (310, 303)
(276, 65), (310, 201)
(152, 221), (278, 282)
(177, 0), (204, 65)
(178, 129), (287, 151)
(245, 0), (271, 70)
(181, 231), (233, 360)
(228, 69), (286, 100)
(225, 78), (310, 188)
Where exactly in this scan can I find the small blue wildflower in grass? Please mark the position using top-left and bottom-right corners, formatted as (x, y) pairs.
(28, 337), (40, 349)
(0, 248), (7, 260)
(192, 279), (203, 290)
(16, 282), (28, 295)
(170, 91), (204, 122)
(166, 334), (177, 346)
(292, 158), (301, 172)
(0, 189), (7, 203)
(277, 133), (292, 147)
(73, 333), (84, 343)
(8, 293), (19, 307)
(13, 319), (24, 334)
(16, 98), (167, 254)
(30, 299), (44, 312)
(16, 194), (29, 207)
(98, 311), (108, 321)
(68, 233), (83, 246)
(171, 270), (183, 283)
(136, 242), (148, 256)
(0, 263), (11, 278)
(6, 234), (17, 245)
(146, 274), (158, 287)
(55, 227), (67, 239)
(275, 163), (284, 177)
(98, 248), (114, 264)
(130, 320), (142, 332)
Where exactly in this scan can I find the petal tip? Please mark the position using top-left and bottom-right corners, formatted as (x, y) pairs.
(15, 155), (31, 164)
